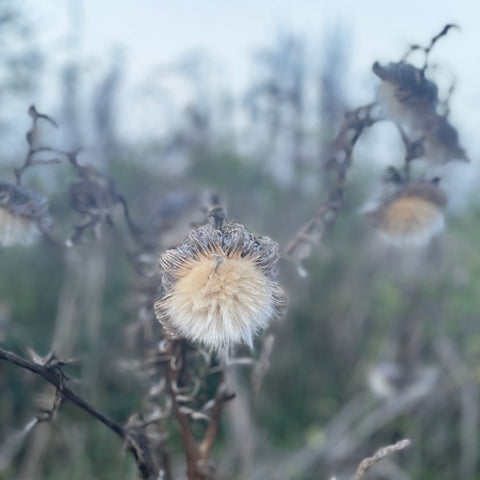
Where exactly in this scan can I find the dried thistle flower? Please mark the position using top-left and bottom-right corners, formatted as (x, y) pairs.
(0, 183), (52, 246)
(373, 62), (468, 165)
(367, 361), (438, 399)
(422, 114), (469, 164)
(365, 179), (447, 248)
(373, 61), (438, 135)
(154, 223), (286, 351)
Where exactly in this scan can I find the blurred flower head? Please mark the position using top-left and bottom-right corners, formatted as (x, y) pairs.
(373, 61), (438, 135)
(422, 114), (469, 164)
(365, 179), (447, 248)
(373, 62), (468, 165)
(154, 223), (286, 351)
(368, 361), (439, 399)
(0, 183), (52, 246)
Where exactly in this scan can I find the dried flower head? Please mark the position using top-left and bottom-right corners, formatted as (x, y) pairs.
(422, 114), (468, 164)
(373, 61), (438, 135)
(154, 223), (286, 351)
(0, 183), (52, 246)
(365, 179), (447, 248)
(367, 361), (438, 399)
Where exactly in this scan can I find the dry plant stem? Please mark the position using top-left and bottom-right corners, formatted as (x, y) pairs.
(397, 128), (424, 181)
(106, 218), (149, 277)
(167, 341), (203, 480)
(15, 106), (60, 185)
(251, 333), (275, 394)
(401, 24), (459, 67)
(0, 346), (158, 480)
(0, 347), (123, 436)
(167, 341), (235, 480)
(351, 439), (411, 480)
(199, 386), (235, 460)
(284, 104), (377, 259)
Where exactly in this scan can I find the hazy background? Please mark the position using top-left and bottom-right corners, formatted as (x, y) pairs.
(1, 1), (480, 479)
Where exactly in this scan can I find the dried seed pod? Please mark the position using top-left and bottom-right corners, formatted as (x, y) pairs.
(422, 114), (469, 164)
(373, 61), (438, 135)
(373, 62), (468, 165)
(0, 183), (52, 246)
(154, 224), (286, 351)
(365, 179), (447, 248)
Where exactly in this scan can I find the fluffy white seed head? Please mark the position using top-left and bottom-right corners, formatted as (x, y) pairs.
(366, 181), (447, 248)
(155, 224), (286, 351)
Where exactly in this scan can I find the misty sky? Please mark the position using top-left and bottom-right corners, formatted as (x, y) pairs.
(22, 0), (480, 179)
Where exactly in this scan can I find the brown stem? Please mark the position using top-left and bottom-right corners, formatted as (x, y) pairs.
(199, 386), (235, 460)
(167, 341), (203, 480)
(0, 347), (124, 437)
(284, 104), (377, 261)
(15, 107), (61, 185)
(0, 346), (158, 480)
(167, 341), (235, 479)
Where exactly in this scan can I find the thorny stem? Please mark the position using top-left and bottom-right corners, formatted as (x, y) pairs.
(0, 345), (160, 480)
(0, 346), (124, 437)
(284, 103), (377, 261)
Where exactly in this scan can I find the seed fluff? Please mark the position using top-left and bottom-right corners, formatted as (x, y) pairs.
(154, 223), (286, 351)
(365, 180), (447, 248)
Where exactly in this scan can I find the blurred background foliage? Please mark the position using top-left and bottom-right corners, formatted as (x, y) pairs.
(0, 1), (479, 479)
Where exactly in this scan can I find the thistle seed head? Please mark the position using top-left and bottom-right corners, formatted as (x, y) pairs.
(154, 223), (286, 351)
(373, 62), (438, 136)
(366, 181), (447, 248)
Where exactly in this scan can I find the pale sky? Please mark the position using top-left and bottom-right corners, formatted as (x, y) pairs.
(16, 0), (480, 177)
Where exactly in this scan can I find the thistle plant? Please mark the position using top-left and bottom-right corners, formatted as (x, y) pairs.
(0, 22), (472, 480)
(285, 24), (468, 268)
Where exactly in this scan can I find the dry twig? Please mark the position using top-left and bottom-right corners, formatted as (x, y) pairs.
(0, 345), (162, 480)
(283, 103), (377, 269)
(351, 439), (411, 480)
